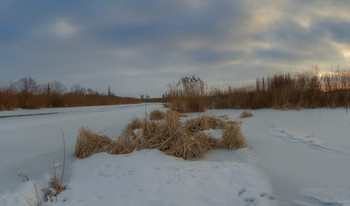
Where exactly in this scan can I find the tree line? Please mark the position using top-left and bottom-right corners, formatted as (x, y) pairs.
(0, 77), (140, 110)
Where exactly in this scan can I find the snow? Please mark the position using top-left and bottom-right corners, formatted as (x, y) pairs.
(300, 187), (350, 206)
(201, 129), (223, 139)
(52, 150), (276, 206)
(1, 104), (350, 206)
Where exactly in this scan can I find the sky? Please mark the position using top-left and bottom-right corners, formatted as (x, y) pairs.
(1, 0), (350, 97)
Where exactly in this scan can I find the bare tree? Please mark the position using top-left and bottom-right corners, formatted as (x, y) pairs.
(70, 84), (86, 95)
(87, 88), (98, 95)
(49, 81), (67, 95)
(16, 77), (38, 94)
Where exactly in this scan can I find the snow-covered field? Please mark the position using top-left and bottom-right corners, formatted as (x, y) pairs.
(1, 103), (349, 206)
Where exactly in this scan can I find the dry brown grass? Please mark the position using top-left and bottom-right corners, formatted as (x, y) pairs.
(42, 170), (66, 202)
(184, 115), (226, 133)
(194, 132), (220, 150)
(128, 118), (142, 130)
(74, 110), (247, 160)
(221, 121), (246, 150)
(149, 110), (166, 120)
(161, 129), (210, 160)
(74, 127), (113, 158)
(110, 137), (135, 155)
(49, 174), (66, 197)
(208, 69), (350, 109)
(165, 76), (207, 113)
(139, 120), (210, 159)
(240, 111), (253, 118)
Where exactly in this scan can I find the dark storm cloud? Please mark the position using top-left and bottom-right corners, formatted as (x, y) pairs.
(1, 0), (350, 96)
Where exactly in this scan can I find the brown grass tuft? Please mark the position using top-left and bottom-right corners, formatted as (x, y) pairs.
(240, 110), (253, 118)
(184, 115), (226, 133)
(110, 137), (135, 155)
(221, 121), (246, 150)
(138, 120), (210, 159)
(149, 110), (166, 120)
(161, 127), (210, 160)
(128, 118), (142, 130)
(74, 127), (112, 158)
(194, 132), (220, 150)
(50, 174), (66, 195)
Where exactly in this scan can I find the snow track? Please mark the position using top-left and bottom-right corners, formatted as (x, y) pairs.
(267, 126), (350, 155)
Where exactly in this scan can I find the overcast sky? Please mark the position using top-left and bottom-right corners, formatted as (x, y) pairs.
(1, 0), (350, 97)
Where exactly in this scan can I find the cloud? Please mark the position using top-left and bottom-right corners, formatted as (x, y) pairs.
(51, 20), (79, 38)
(1, 0), (350, 97)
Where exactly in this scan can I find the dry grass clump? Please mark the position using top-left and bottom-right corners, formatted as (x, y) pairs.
(162, 130), (209, 160)
(240, 110), (253, 118)
(74, 110), (247, 160)
(140, 120), (210, 160)
(128, 118), (142, 130)
(137, 120), (162, 150)
(221, 121), (246, 150)
(194, 132), (220, 150)
(110, 137), (135, 155)
(184, 115), (226, 133)
(74, 127), (112, 158)
(44, 174), (66, 201)
(165, 109), (181, 125)
(149, 110), (166, 120)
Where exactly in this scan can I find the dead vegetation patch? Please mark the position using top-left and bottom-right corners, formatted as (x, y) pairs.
(128, 118), (142, 130)
(74, 127), (112, 158)
(184, 115), (227, 133)
(149, 110), (166, 120)
(240, 110), (253, 118)
(221, 121), (246, 150)
(74, 109), (247, 160)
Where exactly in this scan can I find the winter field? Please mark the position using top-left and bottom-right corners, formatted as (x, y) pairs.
(0, 103), (350, 206)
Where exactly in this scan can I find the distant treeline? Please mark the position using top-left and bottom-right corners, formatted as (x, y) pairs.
(164, 69), (350, 112)
(0, 77), (140, 111)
